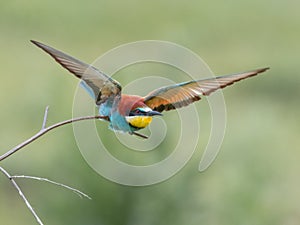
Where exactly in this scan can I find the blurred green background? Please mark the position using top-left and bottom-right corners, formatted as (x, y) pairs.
(0, 0), (299, 224)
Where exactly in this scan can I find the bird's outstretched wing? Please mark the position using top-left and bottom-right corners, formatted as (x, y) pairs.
(31, 40), (122, 105)
(144, 67), (269, 112)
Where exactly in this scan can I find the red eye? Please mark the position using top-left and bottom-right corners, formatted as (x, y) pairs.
(135, 109), (142, 114)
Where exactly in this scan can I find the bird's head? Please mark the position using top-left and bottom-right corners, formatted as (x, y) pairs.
(125, 106), (162, 129)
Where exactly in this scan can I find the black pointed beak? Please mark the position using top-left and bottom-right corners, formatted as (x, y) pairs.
(148, 111), (163, 116)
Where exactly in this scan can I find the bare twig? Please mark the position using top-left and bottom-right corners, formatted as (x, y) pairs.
(0, 106), (107, 161)
(0, 106), (104, 224)
(41, 106), (49, 130)
(11, 175), (92, 200)
(0, 166), (44, 225)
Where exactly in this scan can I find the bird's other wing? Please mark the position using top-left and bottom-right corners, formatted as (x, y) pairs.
(144, 67), (269, 112)
(31, 40), (122, 105)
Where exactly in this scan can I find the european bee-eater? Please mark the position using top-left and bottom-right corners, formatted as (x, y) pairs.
(31, 40), (269, 138)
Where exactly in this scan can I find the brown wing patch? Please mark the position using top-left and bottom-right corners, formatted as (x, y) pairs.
(31, 40), (121, 105)
(144, 67), (269, 112)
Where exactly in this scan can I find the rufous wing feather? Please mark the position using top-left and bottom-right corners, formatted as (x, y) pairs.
(144, 67), (269, 112)
(31, 40), (122, 105)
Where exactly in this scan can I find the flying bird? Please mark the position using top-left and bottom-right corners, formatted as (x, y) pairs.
(31, 40), (269, 138)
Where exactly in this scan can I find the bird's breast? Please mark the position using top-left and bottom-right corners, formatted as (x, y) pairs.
(125, 116), (153, 129)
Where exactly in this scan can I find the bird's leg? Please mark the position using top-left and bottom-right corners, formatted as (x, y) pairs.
(131, 132), (148, 139)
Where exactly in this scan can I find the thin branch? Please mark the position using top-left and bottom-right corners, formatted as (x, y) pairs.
(0, 106), (107, 162)
(11, 175), (91, 200)
(41, 106), (49, 130)
(0, 166), (44, 225)
(0, 106), (101, 224)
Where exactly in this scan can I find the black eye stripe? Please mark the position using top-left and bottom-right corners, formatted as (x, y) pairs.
(129, 108), (146, 116)
(135, 108), (143, 113)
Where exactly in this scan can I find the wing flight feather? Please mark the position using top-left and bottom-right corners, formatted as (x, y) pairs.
(144, 67), (269, 112)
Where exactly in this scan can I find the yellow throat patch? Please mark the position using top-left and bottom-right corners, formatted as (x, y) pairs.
(125, 116), (153, 129)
